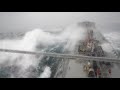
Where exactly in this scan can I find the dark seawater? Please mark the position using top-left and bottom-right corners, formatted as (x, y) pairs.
(0, 42), (66, 78)
(38, 44), (66, 78)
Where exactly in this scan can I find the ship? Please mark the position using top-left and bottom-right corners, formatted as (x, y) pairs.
(77, 22), (112, 78)
(52, 22), (114, 78)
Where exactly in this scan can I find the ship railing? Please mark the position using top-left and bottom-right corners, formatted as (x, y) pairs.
(0, 48), (120, 63)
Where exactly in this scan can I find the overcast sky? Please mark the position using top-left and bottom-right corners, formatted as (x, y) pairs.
(0, 12), (120, 33)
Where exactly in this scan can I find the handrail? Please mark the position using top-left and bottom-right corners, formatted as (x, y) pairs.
(0, 48), (120, 63)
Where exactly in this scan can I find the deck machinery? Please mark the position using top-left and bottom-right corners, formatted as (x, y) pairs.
(78, 22), (112, 78)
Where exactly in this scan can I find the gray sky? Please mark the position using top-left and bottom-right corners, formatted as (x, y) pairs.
(0, 12), (120, 33)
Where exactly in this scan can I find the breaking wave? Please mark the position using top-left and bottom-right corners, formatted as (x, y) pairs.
(103, 32), (120, 57)
(0, 22), (88, 78)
